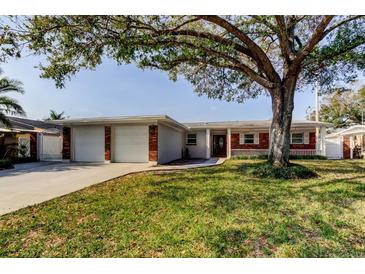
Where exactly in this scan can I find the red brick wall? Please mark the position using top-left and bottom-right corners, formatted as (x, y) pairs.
(290, 132), (316, 149)
(231, 131), (316, 151)
(149, 125), (158, 161)
(105, 126), (111, 161)
(343, 136), (350, 159)
(62, 127), (71, 160)
(231, 133), (269, 149)
(29, 132), (38, 160)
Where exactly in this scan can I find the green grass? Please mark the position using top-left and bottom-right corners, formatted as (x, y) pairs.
(1, 159), (365, 257)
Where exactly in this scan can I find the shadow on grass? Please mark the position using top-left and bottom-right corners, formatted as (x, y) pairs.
(239, 161), (318, 179)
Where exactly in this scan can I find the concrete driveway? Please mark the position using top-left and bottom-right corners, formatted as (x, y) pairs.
(0, 158), (224, 216)
(0, 161), (151, 215)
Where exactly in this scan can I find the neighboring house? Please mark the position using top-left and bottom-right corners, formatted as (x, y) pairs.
(0, 117), (63, 161)
(56, 115), (328, 164)
(325, 125), (365, 159)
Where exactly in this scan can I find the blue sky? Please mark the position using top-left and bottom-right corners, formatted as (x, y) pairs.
(2, 54), (320, 123)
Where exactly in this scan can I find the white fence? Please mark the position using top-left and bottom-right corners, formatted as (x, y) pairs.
(38, 134), (63, 161)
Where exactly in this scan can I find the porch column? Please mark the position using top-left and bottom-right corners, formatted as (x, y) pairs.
(319, 126), (326, 156)
(227, 128), (231, 159)
(315, 126), (320, 155)
(350, 135), (354, 159)
(205, 128), (210, 159)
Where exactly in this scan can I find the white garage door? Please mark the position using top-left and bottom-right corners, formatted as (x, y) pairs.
(326, 137), (342, 159)
(73, 126), (105, 162)
(113, 125), (148, 162)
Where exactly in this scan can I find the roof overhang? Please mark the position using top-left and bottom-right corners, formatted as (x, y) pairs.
(184, 120), (331, 130)
(329, 125), (365, 137)
(52, 115), (188, 130)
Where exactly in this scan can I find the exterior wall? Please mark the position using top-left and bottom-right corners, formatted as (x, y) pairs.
(186, 130), (207, 158)
(343, 136), (351, 159)
(290, 132), (316, 149)
(158, 124), (184, 164)
(149, 125), (158, 162)
(231, 132), (269, 149)
(105, 126), (111, 161)
(231, 130), (317, 156)
(62, 127), (71, 160)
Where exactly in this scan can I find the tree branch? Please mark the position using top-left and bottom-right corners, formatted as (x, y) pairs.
(275, 16), (292, 63)
(323, 15), (364, 36)
(292, 16), (334, 70)
(198, 15), (281, 83)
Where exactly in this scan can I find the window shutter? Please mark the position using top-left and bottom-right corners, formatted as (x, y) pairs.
(239, 133), (244, 144)
(304, 132), (310, 144)
(254, 132), (259, 144)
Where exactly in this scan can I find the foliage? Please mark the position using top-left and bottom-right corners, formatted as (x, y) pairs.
(11, 16), (363, 95)
(240, 161), (318, 179)
(0, 158), (12, 170)
(0, 68), (25, 128)
(319, 86), (365, 128)
(46, 109), (66, 120)
(17, 139), (29, 158)
(1, 159), (364, 257)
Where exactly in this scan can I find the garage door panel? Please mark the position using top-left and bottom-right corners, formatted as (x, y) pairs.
(73, 126), (105, 162)
(113, 125), (148, 162)
(326, 137), (342, 159)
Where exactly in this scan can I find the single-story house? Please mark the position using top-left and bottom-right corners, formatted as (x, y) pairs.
(0, 117), (63, 161)
(325, 125), (365, 159)
(56, 115), (328, 164)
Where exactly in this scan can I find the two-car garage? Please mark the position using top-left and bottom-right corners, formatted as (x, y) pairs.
(72, 125), (149, 163)
(64, 115), (187, 164)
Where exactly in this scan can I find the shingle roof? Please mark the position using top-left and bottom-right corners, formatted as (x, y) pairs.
(0, 116), (62, 132)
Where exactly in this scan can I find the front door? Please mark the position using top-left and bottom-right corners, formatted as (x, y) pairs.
(213, 135), (227, 157)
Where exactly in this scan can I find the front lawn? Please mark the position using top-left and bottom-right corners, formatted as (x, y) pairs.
(0, 159), (364, 257)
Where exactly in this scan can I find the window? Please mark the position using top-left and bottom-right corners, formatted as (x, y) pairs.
(239, 133), (255, 144)
(186, 133), (197, 145)
(291, 133), (304, 144)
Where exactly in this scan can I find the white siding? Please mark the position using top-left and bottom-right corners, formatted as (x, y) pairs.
(186, 130), (207, 158)
(39, 135), (62, 161)
(325, 136), (343, 159)
(113, 125), (149, 163)
(73, 126), (105, 162)
(158, 124), (184, 164)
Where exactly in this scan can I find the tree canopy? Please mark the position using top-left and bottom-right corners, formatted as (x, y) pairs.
(8, 16), (364, 97)
(0, 68), (25, 128)
(318, 86), (365, 128)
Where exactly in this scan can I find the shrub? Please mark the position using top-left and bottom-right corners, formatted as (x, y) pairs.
(0, 159), (14, 170)
(233, 154), (327, 160)
(240, 162), (318, 179)
(232, 155), (268, 160)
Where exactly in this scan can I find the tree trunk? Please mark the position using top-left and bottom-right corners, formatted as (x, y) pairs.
(268, 76), (297, 167)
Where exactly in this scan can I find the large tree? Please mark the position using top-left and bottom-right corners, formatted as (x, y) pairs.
(8, 15), (365, 166)
(0, 68), (25, 128)
(318, 86), (365, 128)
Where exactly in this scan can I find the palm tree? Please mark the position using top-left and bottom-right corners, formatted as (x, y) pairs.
(0, 68), (25, 128)
(47, 109), (66, 120)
